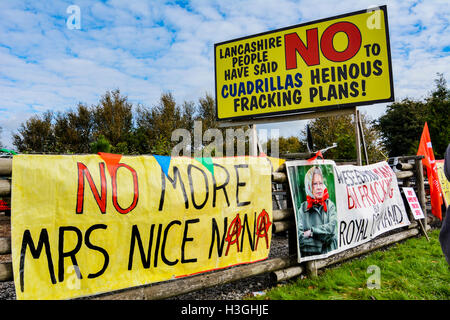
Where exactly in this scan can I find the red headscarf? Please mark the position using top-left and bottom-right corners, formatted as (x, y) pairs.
(306, 188), (329, 212)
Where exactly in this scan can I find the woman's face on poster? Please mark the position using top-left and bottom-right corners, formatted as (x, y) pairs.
(312, 173), (324, 199)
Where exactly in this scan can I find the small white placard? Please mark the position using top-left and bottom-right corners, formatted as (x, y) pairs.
(402, 187), (425, 220)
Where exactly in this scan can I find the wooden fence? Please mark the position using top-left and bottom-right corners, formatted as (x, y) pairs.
(0, 155), (431, 299)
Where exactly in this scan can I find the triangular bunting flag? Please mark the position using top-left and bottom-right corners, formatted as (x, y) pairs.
(153, 155), (172, 178)
(98, 152), (122, 177)
(194, 157), (214, 176)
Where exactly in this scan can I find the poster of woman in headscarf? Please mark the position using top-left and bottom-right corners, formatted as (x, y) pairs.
(286, 159), (411, 263)
(286, 160), (338, 262)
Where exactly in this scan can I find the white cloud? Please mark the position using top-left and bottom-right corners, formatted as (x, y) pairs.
(0, 0), (449, 149)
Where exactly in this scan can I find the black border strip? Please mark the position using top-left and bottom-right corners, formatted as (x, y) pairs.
(214, 5), (394, 122)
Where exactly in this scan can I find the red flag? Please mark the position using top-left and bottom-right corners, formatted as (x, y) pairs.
(307, 150), (324, 163)
(417, 122), (443, 220)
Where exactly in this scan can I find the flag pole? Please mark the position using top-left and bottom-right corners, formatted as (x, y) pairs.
(354, 107), (362, 166)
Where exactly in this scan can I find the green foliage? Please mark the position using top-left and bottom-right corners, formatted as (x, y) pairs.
(12, 90), (228, 156)
(195, 93), (250, 157)
(265, 136), (307, 155)
(135, 92), (197, 155)
(54, 103), (93, 154)
(425, 73), (450, 158)
(111, 141), (129, 155)
(92, 89), (134, 153)
(150, 134), (172, 156)
(302, 113), (386, 162)
(17, 77), (446, 161)
(89, 135), (111, 153)
(250, 229), (449, 300)
(13, 111), (55, 153)
(375, 99), (427, 157)
(376, 73), (450, 158)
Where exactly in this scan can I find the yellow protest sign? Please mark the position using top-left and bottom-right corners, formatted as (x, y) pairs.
(215, 6), (393, 120)
(437, 160), (449, 208)
(11, 154), (279, 299)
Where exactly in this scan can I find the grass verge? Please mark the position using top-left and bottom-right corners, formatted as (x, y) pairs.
(250, 229), (449, 300)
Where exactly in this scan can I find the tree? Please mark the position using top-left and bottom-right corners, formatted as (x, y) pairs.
(92, 89), (134, 154)
(197, 93), (218, 133)
(359, 112), (387, 162)
(265, 136), (307, 155)
(376, 73), (449, 158)
(135, 92), (185, 155)
(304, 114), (355, 160)
(180, 100), (197, 131)
(54, 104), (93, 154)
(151, 92), (183, 143)
(90, 135), (112, 153)
(375, 99), (426, 157)
(13, 111), (55, 153)
(425, 73), (450, 158)
(196, 93), (255, 157)
(303, 113), (386, 162)
(13, 90), (135, 154)
(195, 93), (225, 156)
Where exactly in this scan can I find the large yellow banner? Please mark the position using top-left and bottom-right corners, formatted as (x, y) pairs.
(11, 154), (281, 300)
(215, 6), (394, 120)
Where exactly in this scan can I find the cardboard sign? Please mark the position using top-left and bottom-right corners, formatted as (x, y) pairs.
(286, 160), (409, 263)
(402, 187), (425, 220)
(11, 154), (281, 299)
(214, 6), (394, 121)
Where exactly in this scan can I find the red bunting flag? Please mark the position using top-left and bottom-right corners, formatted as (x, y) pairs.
(417, 122), (443, 220)
(98, 152), (122, 177)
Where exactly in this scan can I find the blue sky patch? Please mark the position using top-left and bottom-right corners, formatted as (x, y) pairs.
(0, 0), (449, 149)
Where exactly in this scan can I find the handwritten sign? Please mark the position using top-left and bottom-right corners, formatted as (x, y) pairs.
(11, 154), (282, 299)
(286, 160), (409, 262)
(402, 187), (425, 220)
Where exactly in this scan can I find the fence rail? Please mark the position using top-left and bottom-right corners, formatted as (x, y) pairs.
(0, 155), (431, 299)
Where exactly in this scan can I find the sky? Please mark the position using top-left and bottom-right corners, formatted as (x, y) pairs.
(0, 0), (449, 149)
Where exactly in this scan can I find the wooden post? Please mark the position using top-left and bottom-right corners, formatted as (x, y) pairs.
(270, 265), (304, 283)
(250, 124), (258, 156)
(0, 237), (11, 254)
(95, 256), (297, 300)
(0, 179), (11, 197)
(306, 260), (318, 278)
(354, 108), (362, 166)
(273, 220), (295, 233)
(0, 159), (12, 176)
(0, 262), (13, 282)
